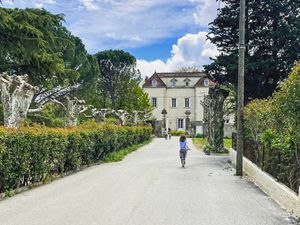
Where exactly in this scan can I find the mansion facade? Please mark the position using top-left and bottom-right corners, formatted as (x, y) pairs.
(143, 72), (215, 135)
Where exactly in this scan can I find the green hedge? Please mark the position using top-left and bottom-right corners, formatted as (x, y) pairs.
(0, 123), (152, 193)
(170, 130), (188, 136)
(243, 62), (300, 193)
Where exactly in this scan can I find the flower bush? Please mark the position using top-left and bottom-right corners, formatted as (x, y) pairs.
(0, 123), (152, 193)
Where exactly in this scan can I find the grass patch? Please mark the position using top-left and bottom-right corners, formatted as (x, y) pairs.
(224, 138), (232, 149)
(192, 138), (208, 150)
(103, 139), (152, 162)
(192, 138), (232, 151)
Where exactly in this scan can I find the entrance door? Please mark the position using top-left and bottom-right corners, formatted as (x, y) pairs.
(177, 118), (184, 131)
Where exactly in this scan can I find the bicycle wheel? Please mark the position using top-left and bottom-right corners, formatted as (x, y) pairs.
(180, 151), (185, 167)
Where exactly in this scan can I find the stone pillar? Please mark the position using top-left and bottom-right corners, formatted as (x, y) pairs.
(165, 117), (169, 133)
(185, 117), (190, 133)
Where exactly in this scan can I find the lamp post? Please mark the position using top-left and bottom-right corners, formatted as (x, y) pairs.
(185, 110), (191, 134)
(161, 108), (167, 137)
(236, 0), (246, 176)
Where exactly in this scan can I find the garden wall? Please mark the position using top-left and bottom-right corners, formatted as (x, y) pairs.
(0, 123), (152, 193)
(230, 149), (300, 218)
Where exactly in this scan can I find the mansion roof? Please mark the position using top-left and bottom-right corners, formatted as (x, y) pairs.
(154, 72), (207, 78)
(142, 72), (215, 88)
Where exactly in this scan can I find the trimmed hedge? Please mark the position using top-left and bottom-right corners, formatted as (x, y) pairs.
(0, 123), (152, 193)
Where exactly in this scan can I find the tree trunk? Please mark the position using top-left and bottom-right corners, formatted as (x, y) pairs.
(113, 110), (128, 126)
(203, 88), (228, 152)
(65, 97), (88, 127)
(132, 110), (138, 125)
(92, 109), (112, 123)
(0, 74), (37, 128)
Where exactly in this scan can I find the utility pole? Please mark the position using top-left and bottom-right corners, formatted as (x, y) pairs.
(236, 0), (246, 176)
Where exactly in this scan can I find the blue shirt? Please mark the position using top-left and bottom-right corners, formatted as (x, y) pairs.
(180, 141), (187, 151)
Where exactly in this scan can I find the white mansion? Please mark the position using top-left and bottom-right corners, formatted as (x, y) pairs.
(143, 72), (214, 135)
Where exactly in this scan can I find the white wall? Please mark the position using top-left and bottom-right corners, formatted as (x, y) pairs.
(144, 85), (209, 131)
(229, 149), (300, 218)
(144, 87), (166, 121)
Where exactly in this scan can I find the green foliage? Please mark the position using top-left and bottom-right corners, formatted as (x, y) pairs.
(26, 104), (65, 127)
(77, 55), (101, 107)
(0, 123), (152, 193)
(205, 0), (300, 102)
(192, 138), (208, 149)
(195, 133), (204, 138)
(0, 7), (100, 106)
(94, 50), (150, 111)
(223, 138), (232, 150)
(170, 130), (188, 136)
(95, 50), (136, 66)
(192, 137), (231, 152)
(104, 117), (119, 125)
(203, 144), (213, 153)
(0, 8), (79, 87)
(243, 62), (300, 192)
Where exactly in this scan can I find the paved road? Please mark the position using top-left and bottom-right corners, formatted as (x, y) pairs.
(0, 138), (298, 225)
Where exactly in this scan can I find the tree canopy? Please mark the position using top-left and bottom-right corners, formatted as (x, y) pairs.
(0, 8), (80, 87)
(95, 50), (149, 111)
(205, 0), (300, 101)
(0, 8), (151, 127)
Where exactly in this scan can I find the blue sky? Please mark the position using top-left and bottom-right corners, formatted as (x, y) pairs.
(2, 0), (221, 76)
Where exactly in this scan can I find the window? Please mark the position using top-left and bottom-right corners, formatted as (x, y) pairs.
(177, 119), (184, 129)
(184, 78), (191, 87)
(184, 98), (190, 108)
(171, 79), (177, 87)
(151, 79), (157, 87)
(171, 98), (177, 108)
(204, 78), (209, 87)
(152, 97), (157, 107)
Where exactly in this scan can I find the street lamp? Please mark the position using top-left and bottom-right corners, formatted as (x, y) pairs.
(161, 108), (167, 136)
(185, 110), (191, 134)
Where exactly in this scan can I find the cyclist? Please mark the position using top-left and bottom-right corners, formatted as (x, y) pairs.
(168, 128), (172, 140)
(179, 135), (189, 167)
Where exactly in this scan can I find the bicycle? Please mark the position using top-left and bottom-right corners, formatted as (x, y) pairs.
(179, 146), (190, 168)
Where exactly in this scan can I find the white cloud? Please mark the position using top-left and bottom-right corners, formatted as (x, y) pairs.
(193, 0), (221, 26)
(34, 3), (43, 8)
(80, 0), (99, 11)
(69, 0), (211, 51)
(33, 0), (56, 8)
(2, 0), (220, 53)
(137, 32), (219, 77)
(2, 0), (13, 5)
(137, 59), (172, 78)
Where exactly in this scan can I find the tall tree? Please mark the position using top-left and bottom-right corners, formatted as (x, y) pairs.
(0, 8), (99, 127)
(205, 0), (300, 101)
(95, 50), (143, 110)
(0, 8), (80, 88)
